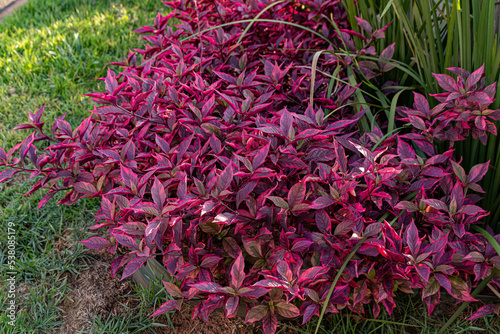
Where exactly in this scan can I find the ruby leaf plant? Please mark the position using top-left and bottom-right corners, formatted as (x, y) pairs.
(1, 1), (500, 333)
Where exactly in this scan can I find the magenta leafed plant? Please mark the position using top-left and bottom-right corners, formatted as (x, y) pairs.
(1, 1), (500, 333)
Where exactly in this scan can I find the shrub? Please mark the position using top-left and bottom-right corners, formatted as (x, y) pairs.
(1, 1), (500, 333)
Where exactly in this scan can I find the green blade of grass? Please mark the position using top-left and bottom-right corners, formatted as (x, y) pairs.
(236, 0), (288, 44)
(310, 51), (326, 107)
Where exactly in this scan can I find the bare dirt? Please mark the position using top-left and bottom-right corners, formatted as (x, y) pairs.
(56, 251), (132, 333)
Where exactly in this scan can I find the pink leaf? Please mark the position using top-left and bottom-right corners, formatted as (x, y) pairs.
(163, 281), (183, 298)
(315, 210), (331, 234)
(190, 282), (224, 293)
(114, 234), (139, 250)
(252, 143), (270, 170)
(236, 180), (257, 208)
(151, 177), (166, 209)
(245, 304), (269, 323)
(217, 164), (233, 192)
(280, 108), (293, 137)
(122, 256), (148, 280)
(465, 65), (484, 91)
(355, 16), (372, 33)
(231, 253), (245, 290)
(226, 296), (239, 318)
(405, 221), (421, 255)
(79, 237), (112, 250)
(310, 196), (335, 209)
(422, 199), (448, 212)
(334, 220), (356, 236)
(467, 304), (496, 321)
(415, 263), (431, 283)
(468, 161), (489, 184)
(74, 182), (97, 195)
(302, 304), (319, 324)
(433, 73), (459, 92)
(288, 182), (305, 209)
(262, 312), (278, 334)
(0, 169), (18, 183)
(275, 301), (300, 318)
(149, 300), (177, 317)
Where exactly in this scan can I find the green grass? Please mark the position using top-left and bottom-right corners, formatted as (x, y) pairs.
(0, 0), (160, 147)
(0, 0), (171, 333)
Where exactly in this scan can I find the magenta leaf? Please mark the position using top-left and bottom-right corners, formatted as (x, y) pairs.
(217, 164), (233, 193)
(245, 305), (269, 323)
(465, 64), (484, 91)
(238, 287), (268, 298)
(74, 182), (97, 195)
(149, 300), (177, 317)
(433, 73), (459, 92)
(310, 196), (335, 209)
(468, 161), (489, 184)
(226, 296), (240, 318)
(275, 301), (300, 318)
(122, 256), (148, 280)
(114, 234), (139, 250)
(415, 263), (431, 283)
(191, 282), (224, 293)
(0, 169), (18, 183)
(467, 304), (495, 321)
(355, 16), (372, 33)
(280, 108), (293, 137)
(315, 209), (331, 234)
(288, 182), (306, 209)
(151, 177), (166, 209)
(163, 281), (183, 298)
(79, 237), (112, 250)
(405, 221), (421, 255)
(252, 143), (270, 170)
(236, 180), (257, 208)
(231, 253), (246, 290)
(334, 220), (356, 236)
(302, 304), (319, 324)
(262, 312), (278, 334)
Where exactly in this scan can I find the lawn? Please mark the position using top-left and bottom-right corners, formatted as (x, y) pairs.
(0, 1), (172, 333)
(0, 1), (499, 334)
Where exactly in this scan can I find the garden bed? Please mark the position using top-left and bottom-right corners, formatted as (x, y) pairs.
(1, 0), (500, 333)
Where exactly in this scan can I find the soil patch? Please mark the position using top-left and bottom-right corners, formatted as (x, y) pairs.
(56, 251), (132, 333)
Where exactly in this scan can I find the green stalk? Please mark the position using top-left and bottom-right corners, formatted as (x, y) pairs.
(419, 0), (440, 75)
(387, 87), (409, 133)
(236, 0), (287, 44)
(314, 211), (406, 334)
(313, 239), (366, 334)
(309, 51), (326, 107)
(347, 67), (373, 132)
(180, 19), (334, 45)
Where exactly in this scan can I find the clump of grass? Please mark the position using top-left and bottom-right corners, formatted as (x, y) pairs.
(0, 0), (160, 147)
